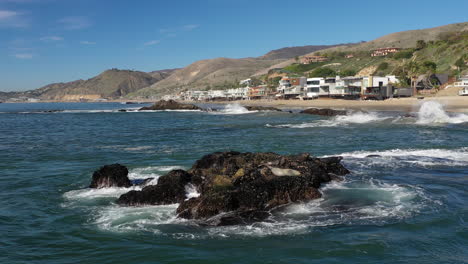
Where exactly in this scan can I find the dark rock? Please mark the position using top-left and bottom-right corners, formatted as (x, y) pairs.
(117, 170), (192, 205)
(301, 108), (347, 116)
(118, 109), (127, 112)
(365, 154), (382, 158)
(139, 100), (201, 111)
(244, 106), (282, 112)
(115, 151), (349, 226)
(89, 164), (131, 188)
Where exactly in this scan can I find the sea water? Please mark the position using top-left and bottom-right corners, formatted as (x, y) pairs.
(0, 101), (467, 263)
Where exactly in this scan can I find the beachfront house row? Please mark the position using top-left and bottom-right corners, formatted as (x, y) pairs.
(371, 47), (401, 57)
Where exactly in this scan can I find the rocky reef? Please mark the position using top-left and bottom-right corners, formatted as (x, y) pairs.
(301, 108), (346, 116)
(244, 106), (282, 112)
(139, 100), (201, 111)
(92, 152), (349, 226)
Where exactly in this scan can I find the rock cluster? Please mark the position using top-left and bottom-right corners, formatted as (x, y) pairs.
(300, 108), (347, 116)
(90, 151), (349, 226)
(244, 106), (282, 112)
(139, 100), (201, 111)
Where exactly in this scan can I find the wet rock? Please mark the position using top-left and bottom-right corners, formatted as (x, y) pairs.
(116, 151), (350, 226)
(365, 154), (382, 158)
(301, 108), (346, 116)
(89, 164), (131, 188)
(116, 170), (192, 205)
(118, 109), (127, 112)
(244, 106), (282, 112)
(139, 100), (201, 111)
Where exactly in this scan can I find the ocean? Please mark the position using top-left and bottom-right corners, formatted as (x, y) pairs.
(1, 101), (467, 264)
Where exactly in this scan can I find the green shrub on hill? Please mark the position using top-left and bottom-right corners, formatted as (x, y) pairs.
(392, 49), (414, 59)
(308, 67), (337, 78)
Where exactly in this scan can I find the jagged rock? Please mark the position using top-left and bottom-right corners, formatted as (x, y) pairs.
(116, 151), (350, 226)
(89, 164), (131, 188)
(116, 170), (192, 205)
(139, 100), (201, 111)
(301, 108), (346, 116)
(244, 106), (282, 112)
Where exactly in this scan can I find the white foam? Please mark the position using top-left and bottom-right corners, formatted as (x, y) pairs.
(94, 204), (179, 233)
(417, 101), (468, 124)
(267, 111), (390, 128)
(336, 147), (468, 167)
(213, 103), (254, 115)
(63, 185), (142, 200)
(185, 184), (200, 200)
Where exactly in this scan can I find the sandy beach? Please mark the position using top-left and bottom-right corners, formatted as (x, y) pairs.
(206, 96), (468, 113)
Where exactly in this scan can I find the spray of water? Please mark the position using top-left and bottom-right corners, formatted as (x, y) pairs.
(417, 101), (468, 124)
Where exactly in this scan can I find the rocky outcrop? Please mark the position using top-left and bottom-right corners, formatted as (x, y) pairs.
(139, 100), (201, 111)
(117, 170), (192, 205)
(301, 108), (347, 116)
(115, 151), (349, 226)
(89, 164), (131, 188)
(244, 106), (282, 112)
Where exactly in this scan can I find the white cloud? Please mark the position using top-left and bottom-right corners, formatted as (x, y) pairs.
(0, 9), (28, 28)
(14, 53), (33, 59)
(144, 40), (160, 46)
(40, 36), (63, 41)
(58, 16), (91, 30)
(80, 40), (96, 45)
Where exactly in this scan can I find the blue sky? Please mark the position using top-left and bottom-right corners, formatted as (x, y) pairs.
(0, 0), (467, 91)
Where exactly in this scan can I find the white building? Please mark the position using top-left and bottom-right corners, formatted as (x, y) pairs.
(226, 87), (249, 100)
(277, 77), (307, 99)
(207, 90), (227, 99)
(239, 78), (252, 87)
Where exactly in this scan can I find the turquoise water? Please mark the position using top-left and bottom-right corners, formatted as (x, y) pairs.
(1, 102), (467, 264)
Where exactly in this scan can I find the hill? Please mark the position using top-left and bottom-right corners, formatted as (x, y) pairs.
(26, 69), (167, 100)
(260, 22), (468, 89)
(129, 45), (340, 98)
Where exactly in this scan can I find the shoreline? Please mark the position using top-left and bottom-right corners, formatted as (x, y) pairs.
(194, 96), (468, 113)
(2, 96), (467, 113)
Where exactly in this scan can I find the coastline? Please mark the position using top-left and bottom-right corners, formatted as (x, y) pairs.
(194, 96), (468, 113)
(3, 96), (467, 113)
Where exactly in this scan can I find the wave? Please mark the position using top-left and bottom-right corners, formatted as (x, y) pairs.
(416, 101), (468, 124)
(267, 111), (390, 128)
(211, 103), (255, 115)
(63, 166), (185, 201)
(336, 147), (468, 167)
(206, 178), (434, 237)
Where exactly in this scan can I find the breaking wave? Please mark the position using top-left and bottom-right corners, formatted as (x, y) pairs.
(417, 101), (468, 124)
(213, 103), (254, 115)
(267, 111), (390, 128)
(336, 147), (468, 168)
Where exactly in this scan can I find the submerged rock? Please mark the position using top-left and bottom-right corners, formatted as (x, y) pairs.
(301, 108), (346, 116)
(89, 164), (131, 188)
(115, 151), (350, 226)
(244, 106), (282, 112)
(139, 100), (201, 111)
